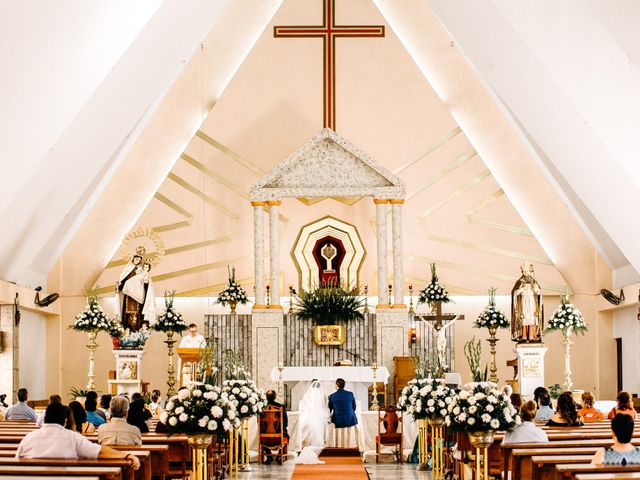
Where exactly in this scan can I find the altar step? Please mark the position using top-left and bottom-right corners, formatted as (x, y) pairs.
(320, 447), (361, 458)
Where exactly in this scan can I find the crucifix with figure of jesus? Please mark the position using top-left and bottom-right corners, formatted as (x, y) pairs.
(416, 302), (464, 376)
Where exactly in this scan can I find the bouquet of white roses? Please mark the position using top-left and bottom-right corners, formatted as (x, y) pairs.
(72, 291), (112, 333)
(397, 378), (455, 420)
(217, 266), (248, 307)
(546, 296), (587, 334)
(445, 382), (520, 433)
(222, 379), (267, 420)
(418, 263), (450, 307)
(153, 291), (188, 333)
(474, 288), (510, 330)
(160, 383), (241, 436)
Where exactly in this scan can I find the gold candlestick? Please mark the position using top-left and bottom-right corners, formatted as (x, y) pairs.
(85, 331), (99, 391)
(408, 284), (415, 314)
(363, 284), (369, 314)
(277, 362), (284, 396)
(266, 285), (271, 306)
(370, 362), (379, 411)
(165, 330), (178, 397)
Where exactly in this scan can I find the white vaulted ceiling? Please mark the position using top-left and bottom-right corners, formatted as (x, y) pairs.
(424, 0), (640, 275)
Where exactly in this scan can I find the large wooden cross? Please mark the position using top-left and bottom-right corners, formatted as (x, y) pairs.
(417, 302), (464, 376)
(274, 0), (385, 130)
(417, 302), (464, 331)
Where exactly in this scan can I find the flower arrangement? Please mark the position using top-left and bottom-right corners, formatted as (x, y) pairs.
(160, 383), (241, 437)
(153, 291), (188, 333)
(445, 382), (520, 433)
(474, 288), (509, 330)
(71, 290), (112, 333)
(397, 378), (455, 420)
(418, 263), (450, 307)
(108, 321), (125, 339)
(546, 295), (587, 334)
(293, 284), (364, 325)
(222, 379), (267, 420)
(217, 266), (248, 308)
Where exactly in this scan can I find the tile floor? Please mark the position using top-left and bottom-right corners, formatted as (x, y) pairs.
(234, 463), (432, 479)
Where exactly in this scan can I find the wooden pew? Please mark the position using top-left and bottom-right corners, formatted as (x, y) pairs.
(511, 448), (600, 479)
(0, 465), (122, 480)
(0, 476), (100, 480)
(575, 474), (640, 479)
(554, 463), (640, 480)
(0, 459), (134, 480)
(530, 454), (593, 479)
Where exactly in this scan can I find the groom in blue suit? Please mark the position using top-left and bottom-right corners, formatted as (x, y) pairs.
(328, 378), (358, 428)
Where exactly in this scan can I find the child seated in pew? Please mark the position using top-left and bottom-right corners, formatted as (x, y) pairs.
(608, 391), (638, 420)
(546, 392), (584, 427)
(15, 402), (141, 471)
(535, 391), (554, 423)
(579, 391), (604, 423)
(592, 414), (640, 465)
(503, 401), (548, 444)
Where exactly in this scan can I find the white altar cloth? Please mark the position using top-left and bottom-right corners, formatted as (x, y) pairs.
(270, 366), (390, 411)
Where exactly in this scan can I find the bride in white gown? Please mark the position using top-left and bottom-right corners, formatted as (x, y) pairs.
(294, 380), (329, 464)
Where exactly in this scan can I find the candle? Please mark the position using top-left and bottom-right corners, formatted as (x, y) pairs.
(372, 362), (377, 369)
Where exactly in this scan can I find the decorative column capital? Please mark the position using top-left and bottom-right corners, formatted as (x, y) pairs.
(251, 201), (266, 207)
(389, 199), (405, 205)
(373, 198), (389, 205)
(267, 200), (282, 206)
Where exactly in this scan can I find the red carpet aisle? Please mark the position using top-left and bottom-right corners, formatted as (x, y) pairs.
(291, 456), (369, 479)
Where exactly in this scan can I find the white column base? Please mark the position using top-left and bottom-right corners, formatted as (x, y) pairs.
(108, 349), (145, 395)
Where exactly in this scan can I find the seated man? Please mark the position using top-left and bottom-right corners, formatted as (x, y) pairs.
(16, 402), (141, 470)
(261, 390), (289, 464)
(5, 388), (37, 421)
(36, 394), (62, 427)
(534, 391), (554, 423)
(97, 396), (142, 446)
(328, 379), (358, 448)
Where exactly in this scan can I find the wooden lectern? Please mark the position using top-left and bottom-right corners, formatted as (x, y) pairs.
(176, 348), (201, 387)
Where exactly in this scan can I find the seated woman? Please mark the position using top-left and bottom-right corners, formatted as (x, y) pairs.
(127, 399), (149, 433)
(503, 401), (548, 444)
(510, 393), (523, 412)
(85, 398), (106, 428)
(607, 391), (637, 420)
(579, 391), (603, 422)
(546, 392), (584, 427)
(592, 414), (640, 465)
(68, 401), (95, 433)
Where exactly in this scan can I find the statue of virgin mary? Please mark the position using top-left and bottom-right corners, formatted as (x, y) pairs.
(115, 252), (156, 331)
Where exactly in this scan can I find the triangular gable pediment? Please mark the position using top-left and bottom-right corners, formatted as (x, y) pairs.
(250, 129), (405, 200)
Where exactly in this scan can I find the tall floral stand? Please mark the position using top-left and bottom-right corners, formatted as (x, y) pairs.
(86, 331), (99, 390)
(238, 418), (252, 472)
(417, 418), (429, 470)
(468, 430), (494, 480)
(487, 326), (499, 383)
(228, 428), (239, 479)
(429, 417), (445, 479)
(165, 330), (178, 397)
(562, 328), (574, 391)
(188, 434), (212, 480)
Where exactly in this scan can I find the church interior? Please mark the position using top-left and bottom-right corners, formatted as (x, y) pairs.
(2, 0), (640, 478)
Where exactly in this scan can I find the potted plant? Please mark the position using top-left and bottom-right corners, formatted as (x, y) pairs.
(292, 284), (364, 345)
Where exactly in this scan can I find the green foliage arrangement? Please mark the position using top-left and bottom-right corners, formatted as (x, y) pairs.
(464, 337), (488, 382)
(293, 284), (365, 325)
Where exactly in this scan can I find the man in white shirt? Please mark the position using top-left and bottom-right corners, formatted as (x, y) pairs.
(16, 402), (141, 470)
(179, 323), (206, 348)
(5, 388), (37, 421)
(97, 396), (142, 446)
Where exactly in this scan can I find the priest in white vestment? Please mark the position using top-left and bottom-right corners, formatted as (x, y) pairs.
(179, 324), (206, 348)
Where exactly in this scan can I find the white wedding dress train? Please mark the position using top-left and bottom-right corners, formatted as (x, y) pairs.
(294, 380), (329, 464)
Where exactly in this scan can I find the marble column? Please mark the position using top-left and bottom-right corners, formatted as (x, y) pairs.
(252, 202), (266, 307)
(268, 200), (281, 307)
(390, 199), (405, 306)
(374, 199), (389, 306)
(0, 305), (18, 400)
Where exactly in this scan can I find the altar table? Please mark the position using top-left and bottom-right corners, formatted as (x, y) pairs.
(270, 366), (390, 410)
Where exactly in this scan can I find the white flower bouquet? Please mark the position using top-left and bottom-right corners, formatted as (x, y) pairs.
(445, 382), (520, 433)
(160, 383), (241, 436)
(418, 263), (450, 307)
(474, 288), (510, 330)
(153, 291), (188, 333)
(546, 296), (587, 334)
(72, 291), (113, 333)
(222, 379), (267, 420)
(397, 378), (455, 420)
(217, 266), (248, 307)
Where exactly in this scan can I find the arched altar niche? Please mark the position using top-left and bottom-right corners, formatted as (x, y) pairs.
(313, 236), (345, 287)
